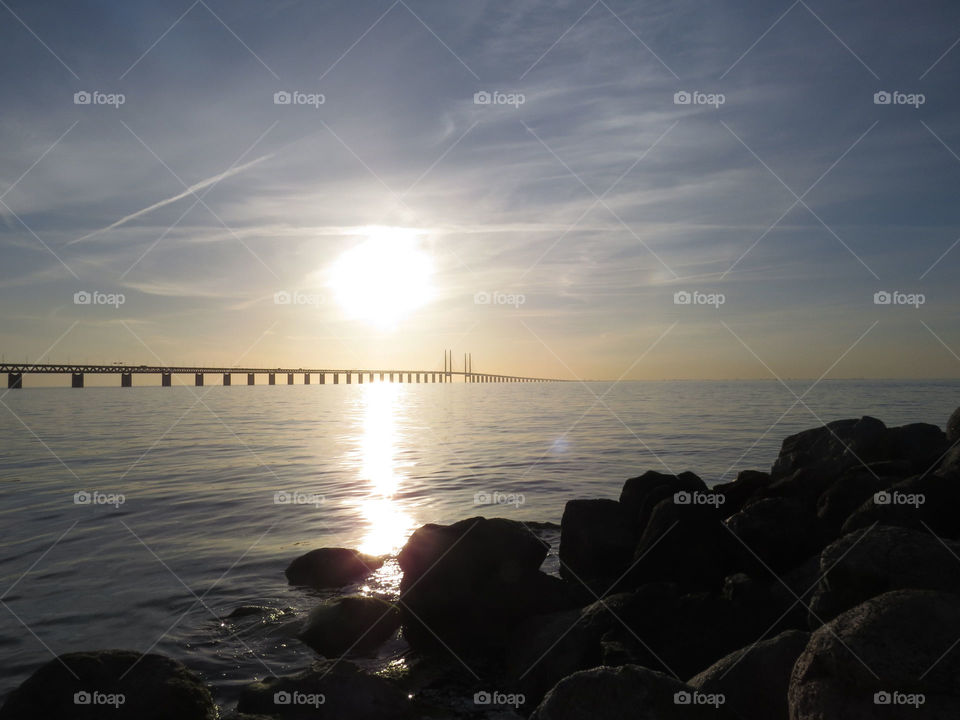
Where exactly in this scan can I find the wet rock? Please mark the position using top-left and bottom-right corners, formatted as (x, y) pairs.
(530, 665), (733, 720)
(688, 629), (808, 720)
(237, 660), (413, 719)
(284, 548), (384, 589)
(558, 499), (634, 591)
(0, 650), (216, 720)
(789, 590), (960, 719)
(809, 525), (960, 624)
(298, 595), (400, 657)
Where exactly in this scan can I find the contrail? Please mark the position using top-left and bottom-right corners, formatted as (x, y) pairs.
(68, 153), (271, 245)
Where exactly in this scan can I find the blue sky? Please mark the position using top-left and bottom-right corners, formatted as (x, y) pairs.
(2, 0), (960, 379)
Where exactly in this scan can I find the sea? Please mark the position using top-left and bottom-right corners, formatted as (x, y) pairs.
(1, 379), (957, 709)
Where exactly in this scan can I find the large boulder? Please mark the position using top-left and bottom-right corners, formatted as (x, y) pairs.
(619, 470), (705, 528)
(689, 629), (809, 720)
(0, 650), (216, 720)
(298, 595), (400, 657)
(841, 473), (960, 539)
(789, 590), (960, 719)
(237, 660), (414, 719)
(725, 497), (819, 576)
(771, 416), (887, 480)
(284, 548), (384, 589)
(397, 517), (578, 654)
(558, 499), (634, 591)
(809, 525), (960, 624)
(947, 406), (960, 444)
(886, 423), (948, 471)
(530, 665), (733, 720)
(712, 470), (771, 516)
(814, 468), (886, 539)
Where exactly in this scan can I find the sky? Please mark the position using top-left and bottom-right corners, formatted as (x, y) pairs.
(2, 0), (960, 381)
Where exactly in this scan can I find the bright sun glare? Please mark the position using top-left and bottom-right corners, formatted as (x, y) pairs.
(329, 227), (434, 329)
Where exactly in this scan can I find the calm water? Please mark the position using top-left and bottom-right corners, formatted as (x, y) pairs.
(1, 380), (957, 708)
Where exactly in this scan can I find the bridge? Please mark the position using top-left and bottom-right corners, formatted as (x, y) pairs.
(1, 352), (565, 388)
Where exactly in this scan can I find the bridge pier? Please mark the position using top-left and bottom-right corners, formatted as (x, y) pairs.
(390, 373), (395, 382)
(7, 372), (22, 389)
(71, 372), (84, 388)
(268, 373), (275, 385)
(319, 372), (325, 384)
(304, 373), (310, 384)
(287, 373), (294, 385)
(369, 373), (374, 382)
(195, 373), (203, 387)
(162, 372), (172, 386)
(358, 372), (363, 383)
(407, 373), (412, 383)
(380, 372), (384, 381)
(121, 372), (132, 387)
(248, 373), (255, 385)
(346, 372), (351, 384)
(223, 373), (231, 386)
(333, 373), (339, 384)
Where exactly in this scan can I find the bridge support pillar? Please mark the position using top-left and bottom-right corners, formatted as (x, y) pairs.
(390, 373), (395, 382)
(162, 372), (172, 387)
(223, 373), (231, 386)
(121, 372), (132, 387)
(319, 373), (325, 384)
(333, 373), (339, 384)
(379, 372), (384, 381)
(304, 373), (310, 384)
(268, 373), (275, 385)
(369, 373), (374, 382)
(358, 372), (363, 383)
(407, 373), (412, 383)
(195, 373), (203, 387)
(8, 373), (22, 389)
(287, 373), (294, 385)
(346, 372), (351, 384)
(71, 372), (84, 388)
(248, 373), (255, 385)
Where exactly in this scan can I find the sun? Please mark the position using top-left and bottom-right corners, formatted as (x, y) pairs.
(328, 227), (434, 329)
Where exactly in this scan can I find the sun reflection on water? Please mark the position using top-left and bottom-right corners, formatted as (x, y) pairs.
(355, 382), (415, 557)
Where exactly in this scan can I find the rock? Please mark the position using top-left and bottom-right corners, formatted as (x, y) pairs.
(0, 650), (216, 720)
(814, 468), (885, 539)
(237, 660), (414, 719)
(558, 499), (634, 591)
(809, 525), (960, 624)
(624, 494), (734, 591)
(298, 595), (400, 657)
(947, 406), (960, 444)
(763, 466), (839, 507)
(397, 517), (577, 654)
(841, 472), (960, 539)
(771, 416), (886, 480)
(284, 548), (384, 589)
(688, 629), (808, 720)
(886, 422), (948, 470)
(619, 470), (705, 527)
(789, 590), (960, 719)
(726, 497), (819, 576)
(530, 665), (733, 720)
(712, 470), (770, 516)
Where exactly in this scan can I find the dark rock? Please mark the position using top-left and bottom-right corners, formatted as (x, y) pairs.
(397, 517), (576, 655)
(298, 595), (400, 657)
(237, 660), (413, 719)
(948, 407), (960, 444)
(688, 629), (809, 720)
(809, 525), (960, 624)
(558, 499), (634, 591)
(0, 650), (215, 720)
(841, 472), (960, 539)
(725, 496), (819, 576)
(789, 590), (960, 719)
(530, 665), (733, 720)
(712, 470), (770, 516)
(814, 468), (885, 538)
(887, 422), (948, 471)
(763, 465), (839, 507)
(771, 416), (886, 480)
(619, 470), (705, 528)
(285, 548), (384, 589)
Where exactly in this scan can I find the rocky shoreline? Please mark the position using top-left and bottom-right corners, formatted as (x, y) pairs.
(3, 408), (960, 719)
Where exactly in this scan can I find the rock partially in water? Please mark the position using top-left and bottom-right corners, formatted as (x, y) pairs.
(298, 595), (400, 657)
(237, 660), (414, 719)
(0, 649), (216, 720)
(790, 589), (960, 719)
(688, 629), (808, 720)
(284, 548), (384, 589)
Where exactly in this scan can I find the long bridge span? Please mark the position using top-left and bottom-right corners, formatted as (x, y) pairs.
(1, 352), (565, 388)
